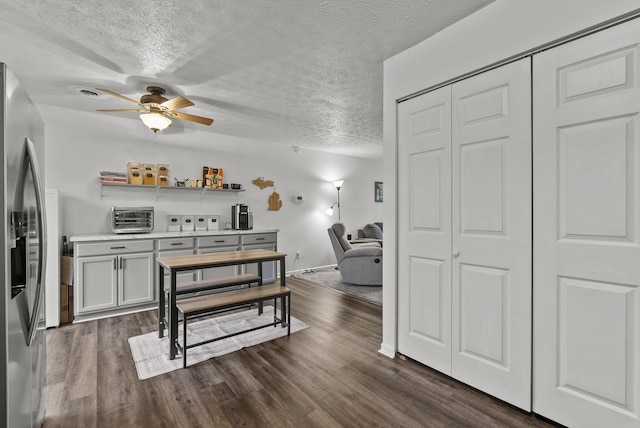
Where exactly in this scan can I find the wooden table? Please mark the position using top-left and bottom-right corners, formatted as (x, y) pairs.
(157, 249), (287, 360)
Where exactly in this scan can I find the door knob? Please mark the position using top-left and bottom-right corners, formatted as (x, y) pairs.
(452, 250), (461, 258)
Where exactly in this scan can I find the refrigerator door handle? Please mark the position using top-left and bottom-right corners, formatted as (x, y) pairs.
(24, 137), (47, 346)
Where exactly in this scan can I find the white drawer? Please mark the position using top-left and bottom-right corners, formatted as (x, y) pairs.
(241, 233), (277, 245)
(75, 240), (154, 257)
(197, 235), (240, 248)
(157, 237), (194, 251)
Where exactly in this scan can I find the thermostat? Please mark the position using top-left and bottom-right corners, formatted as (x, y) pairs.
(292, 193), (304, 204)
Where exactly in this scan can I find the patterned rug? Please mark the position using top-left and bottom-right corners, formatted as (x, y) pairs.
(293, 267), (382, 305)
(128, 306), (309, 380)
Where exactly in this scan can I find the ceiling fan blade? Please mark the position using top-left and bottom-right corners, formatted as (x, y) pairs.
(161, 95), (194, 111)
(97, 109), (147, 112)
(171, 111), (214, 126)
(96, 88), (143, 106)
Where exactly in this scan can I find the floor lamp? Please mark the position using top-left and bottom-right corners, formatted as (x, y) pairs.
(325, 180), (344, 220)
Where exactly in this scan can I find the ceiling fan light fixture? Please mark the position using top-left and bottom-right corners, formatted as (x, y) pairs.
(140, 113), (171, 132)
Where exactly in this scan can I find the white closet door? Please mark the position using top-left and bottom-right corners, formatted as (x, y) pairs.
(451, 58), (532, 410)
(397, 86), (453, 375)
(533, 19), (640, 428)
(397, 59), (532, 410)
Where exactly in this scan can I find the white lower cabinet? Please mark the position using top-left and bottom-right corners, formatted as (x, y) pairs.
(75, 240), (155, 315)
(197, 235), (240, 281)
(118, 252), (155, 306)
(241, 233), (277, 284)
(157, 237), (195, 287)
(72, 231), (278, 319)
(76, 255), (118, 313)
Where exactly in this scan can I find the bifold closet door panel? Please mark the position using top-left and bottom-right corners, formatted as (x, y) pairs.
(533, 18), (640, 428)
(397, 59), (532, 412)
(451, 58), (532, 411)
(397, 86), (453, 375)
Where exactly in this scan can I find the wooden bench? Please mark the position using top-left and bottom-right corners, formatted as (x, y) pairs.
(158, 273), (262, 338)
(176, 284), (291, 368)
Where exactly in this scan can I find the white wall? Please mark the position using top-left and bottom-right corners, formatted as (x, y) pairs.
(40, 105), (382, 273)
(380, 0), (640, 358)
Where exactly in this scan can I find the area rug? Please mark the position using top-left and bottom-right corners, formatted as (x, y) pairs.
(128, 306), (308, 380)
(294, 268), (382, 305)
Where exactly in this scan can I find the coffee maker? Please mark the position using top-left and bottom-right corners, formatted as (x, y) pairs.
(231, 204), (253, 230)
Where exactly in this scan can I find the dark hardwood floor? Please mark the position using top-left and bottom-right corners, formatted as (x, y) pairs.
(44, 277), (554, 427)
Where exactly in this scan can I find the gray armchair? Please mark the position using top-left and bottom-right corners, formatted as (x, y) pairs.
(328, 223), (382, 286)
(357, 222), (383, 239)
(355, 222), (383, 247)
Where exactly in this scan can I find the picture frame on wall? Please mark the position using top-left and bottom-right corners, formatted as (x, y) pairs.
(375, 181), (383, 202)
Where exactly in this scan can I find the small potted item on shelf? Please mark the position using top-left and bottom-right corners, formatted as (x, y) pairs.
(202, 166), (224, 189)
(143, 164), (156, 186)
(129, 169), (142, 185)
(127, 162), (143, 185)
(174, 178), (186, 187)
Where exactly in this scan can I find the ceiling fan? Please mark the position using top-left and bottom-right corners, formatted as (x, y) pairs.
(96, 86), (214, 133)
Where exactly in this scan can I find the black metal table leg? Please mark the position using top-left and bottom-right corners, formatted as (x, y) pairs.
(183, 312), (188, 368)
(158, 265), (165, 338)
(169, 270), (178, 360)
(258, 261), (263, 315)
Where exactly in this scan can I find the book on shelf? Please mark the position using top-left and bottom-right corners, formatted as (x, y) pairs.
(99, 170), (127, 184)
(100, 179), (127, 184)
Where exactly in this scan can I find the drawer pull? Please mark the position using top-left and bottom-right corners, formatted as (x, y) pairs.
(171, 242), (184, 246)
(255, 238), (265, 241)
(214, 240), (225, 243)
(110, 246), (126, 250)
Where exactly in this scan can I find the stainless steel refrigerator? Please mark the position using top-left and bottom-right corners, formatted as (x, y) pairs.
(1, 63), (47, 427)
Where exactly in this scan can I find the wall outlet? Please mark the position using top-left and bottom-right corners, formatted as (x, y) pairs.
(295, 251), (303, 260)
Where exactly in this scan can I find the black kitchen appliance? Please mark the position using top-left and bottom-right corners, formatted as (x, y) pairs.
(231, 204), (252, 230)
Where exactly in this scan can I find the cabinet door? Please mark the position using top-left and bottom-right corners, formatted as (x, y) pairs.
(119, 252), (155, 306)
(533, 19), (640, 428)
(198, 246), (239, 281)
(242, 243), (277, 284)
(158, 248), (195, 286)
(242, 234), (277, 284)
(76, 255), (118, 314)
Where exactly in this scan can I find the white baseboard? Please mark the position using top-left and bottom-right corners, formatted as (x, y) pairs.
(378, 342), (396, 359)
(285, 264), (337, 277)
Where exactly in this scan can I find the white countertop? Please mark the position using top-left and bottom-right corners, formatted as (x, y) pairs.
(70, 229), (279, 243)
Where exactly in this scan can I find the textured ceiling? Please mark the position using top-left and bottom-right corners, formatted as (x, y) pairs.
(0, 0), (493, 158)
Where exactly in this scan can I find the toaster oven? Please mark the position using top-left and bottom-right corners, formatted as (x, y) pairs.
(111, 206), (154, 234)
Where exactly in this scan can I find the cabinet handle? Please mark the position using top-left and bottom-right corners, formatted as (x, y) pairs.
(110, 246), (126, 250)
(113, 258), (117, 270)
(452, 250), (461, 258)
(170, 242), (184, 246)
(120, 257), (124, 270)
(255, 238), (265, 241)
(214, 240), (225, 243)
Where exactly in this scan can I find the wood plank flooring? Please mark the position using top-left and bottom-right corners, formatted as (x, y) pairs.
(44, 277), (556, 428)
